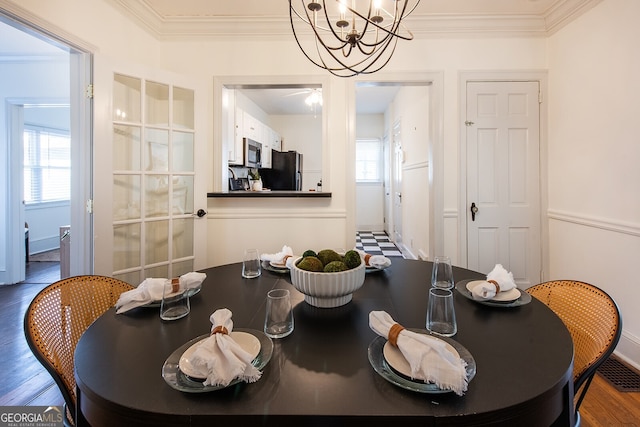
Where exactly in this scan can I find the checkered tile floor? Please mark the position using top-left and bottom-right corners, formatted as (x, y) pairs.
(356, 231), (404, 257)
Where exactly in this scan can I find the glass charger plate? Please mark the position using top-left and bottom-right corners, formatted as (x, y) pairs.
(162, 328), (274, 393)
(365, 264), (390, 274)
(142, 286), (202, 308)
(368, 329), (476, 393)
(262, 260), (289, 274)
(455, 279), (531, 308)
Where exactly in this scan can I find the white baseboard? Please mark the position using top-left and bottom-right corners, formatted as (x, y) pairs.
(614, 331), (640, 371)
(356, 224), (386, 232)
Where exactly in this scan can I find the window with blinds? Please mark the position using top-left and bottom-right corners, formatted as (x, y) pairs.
(355, 138), (383, 183)
(23, 125), (71, 204)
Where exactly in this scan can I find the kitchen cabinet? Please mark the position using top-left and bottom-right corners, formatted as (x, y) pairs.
(243, 111), (264, 142)
(225, 90), (244, 166)
(261, 127), (282, 169)
(269, 127), (282, 152)
(228, 106), (281, 168)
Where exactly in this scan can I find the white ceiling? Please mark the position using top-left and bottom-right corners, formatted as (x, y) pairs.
(0, 0), (599, 114)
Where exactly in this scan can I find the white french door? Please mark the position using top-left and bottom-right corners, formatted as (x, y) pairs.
(93, 56), (207, 284)
(466, 81), (541, 288)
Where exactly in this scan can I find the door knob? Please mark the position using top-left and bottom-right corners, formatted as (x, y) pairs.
(195, 209), (207, 218)
(470, 203), (478, 221)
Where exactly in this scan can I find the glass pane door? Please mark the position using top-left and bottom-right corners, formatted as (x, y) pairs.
(112, 74), (195, 284)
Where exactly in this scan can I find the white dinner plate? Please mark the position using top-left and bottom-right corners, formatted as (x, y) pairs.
(465, 280), (521, 302)
(269, 260), (287, 269)
(382, 336), (460, 380)
(178, 331), (261, 379)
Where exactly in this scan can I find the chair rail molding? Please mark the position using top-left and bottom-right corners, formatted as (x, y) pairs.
(207, 209), (347, 220)
(547, 209), (640, 238)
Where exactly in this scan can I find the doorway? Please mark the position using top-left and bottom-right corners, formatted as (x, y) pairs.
(354, 78), (435, 260)
(0, 13), (92, 285)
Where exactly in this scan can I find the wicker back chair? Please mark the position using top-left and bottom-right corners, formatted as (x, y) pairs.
(526, 280), (621, 419)
(24, 275), (134, 426)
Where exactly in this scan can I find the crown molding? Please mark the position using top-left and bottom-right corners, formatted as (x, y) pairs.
(106, 0), (602, 41)
(544, 0), (602, 35)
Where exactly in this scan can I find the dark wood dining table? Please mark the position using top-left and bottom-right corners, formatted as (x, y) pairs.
(74, 258), (574, 426)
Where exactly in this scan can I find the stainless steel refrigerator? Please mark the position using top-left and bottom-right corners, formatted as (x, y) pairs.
(260, 150), (302, 191)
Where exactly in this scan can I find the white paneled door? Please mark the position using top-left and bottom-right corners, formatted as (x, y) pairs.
(93, 57), (207, 284)
(466, 81), (541, 288)
(392, 120), (403, 248)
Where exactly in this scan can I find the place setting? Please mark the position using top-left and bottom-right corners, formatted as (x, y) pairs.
(357, 249), (392, 273)
(260, 245), (294, 274)
(114, 272), (207, 315)
(367, 311), (475, 395)
(162, 308), (275, 393)
(455, 264), (532, 307)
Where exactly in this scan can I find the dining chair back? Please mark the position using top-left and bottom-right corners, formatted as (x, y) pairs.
(526, 280), (621, 421)
(24, 275), (134, 426)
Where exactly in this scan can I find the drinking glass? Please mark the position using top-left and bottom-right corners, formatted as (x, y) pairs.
(264, 289), (294, 338)
(242, 248), (261, 278)
(160, 282), (190, 321)
(431, 255), (454, 289)
(426, 288), (457, 337)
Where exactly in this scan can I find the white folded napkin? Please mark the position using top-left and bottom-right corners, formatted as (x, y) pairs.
(471, 264), (517, 301)
(355, 249), (391, 269)
(369, 311), (468, 396)
(261, 245), (294, 266)
(189, 308), (262, 387)
(115, 272), (206, 314)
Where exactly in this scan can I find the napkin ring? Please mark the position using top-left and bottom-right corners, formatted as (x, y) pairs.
(488, 279), (500, 293)
(211, 326), (229, 336)
(388, 323), (405, 347)
(171, 278), (180, 293)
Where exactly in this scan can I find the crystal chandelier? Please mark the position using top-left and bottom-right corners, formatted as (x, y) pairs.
(289, 0), (420, 78)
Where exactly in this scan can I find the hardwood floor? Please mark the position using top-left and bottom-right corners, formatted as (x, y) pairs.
(1, 261), (638, 426)
(0, 261), (64, 408)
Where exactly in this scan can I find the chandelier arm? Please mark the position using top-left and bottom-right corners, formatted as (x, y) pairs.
(313, 30), (399, 75)
(301, 1), (352, 51)
(321, 0), (355, 45)
(357, 27), (394, 50)
(355, 38), (399, 75)
(344, 0), (415, 41)
(290, 3), (343, 70)
(290, 1), (351, 40)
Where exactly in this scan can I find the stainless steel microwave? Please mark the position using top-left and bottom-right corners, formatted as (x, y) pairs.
(244, 138), (262, 168)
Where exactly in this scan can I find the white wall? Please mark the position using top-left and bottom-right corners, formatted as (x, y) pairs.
(546, 0), (640, 367)
(25, 203), (70, 254)
(388, 86), (431, 260)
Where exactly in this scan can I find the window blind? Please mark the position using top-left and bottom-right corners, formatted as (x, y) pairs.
(355, 138), (383, 182)
(23, 125), (71, 204)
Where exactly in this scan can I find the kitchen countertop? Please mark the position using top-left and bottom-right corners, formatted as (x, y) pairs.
(207, 191), (331, 198)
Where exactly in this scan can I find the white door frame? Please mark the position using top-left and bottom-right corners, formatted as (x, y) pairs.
(458, 70), (549, 279)
(347, 71), (445, 259)
(0, 7), (94, 284)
